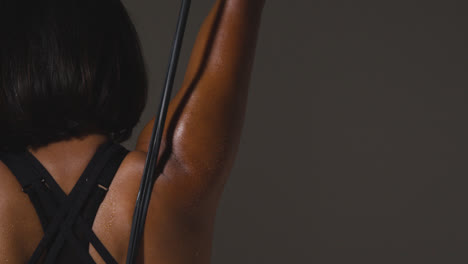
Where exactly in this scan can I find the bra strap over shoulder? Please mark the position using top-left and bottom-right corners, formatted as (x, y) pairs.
(0, 150), (46, 191)
(0, 151), (54, 228)
(82, 144), (129, 228)
(0, 141), (128, 264)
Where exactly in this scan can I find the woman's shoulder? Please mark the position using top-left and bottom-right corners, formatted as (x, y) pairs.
(119, 150), (147, 178)
(110, 150), (147, 206)
(0, 158), (22, 199)
(115, 147), (220, 213)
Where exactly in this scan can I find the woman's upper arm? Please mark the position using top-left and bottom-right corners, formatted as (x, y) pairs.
(135, 0), (266, 203)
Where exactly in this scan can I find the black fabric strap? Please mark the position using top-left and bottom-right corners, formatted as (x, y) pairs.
(78, 217), (119, 264)
(0, 153), (52, 229)
(80, 145), (129, 264)
(0, 151), (43, 188)
(31, 141), (117, 263)
(83, 144), (129, 227)
(29, 141), (122, 264)
(1, 141), (127, 264)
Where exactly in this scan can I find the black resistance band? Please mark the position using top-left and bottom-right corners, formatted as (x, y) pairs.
(126, 1), (191, 263)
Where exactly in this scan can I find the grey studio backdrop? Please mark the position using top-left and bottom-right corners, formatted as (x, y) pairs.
(121, 0), (468, 263)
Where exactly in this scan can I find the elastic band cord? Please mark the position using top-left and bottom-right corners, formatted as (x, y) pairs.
(126, 1), (192, 263)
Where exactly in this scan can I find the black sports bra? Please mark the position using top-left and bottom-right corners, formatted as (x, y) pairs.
(0, 140), (129, 264)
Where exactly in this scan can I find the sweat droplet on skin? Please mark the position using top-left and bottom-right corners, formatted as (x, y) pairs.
(104, 192), (117, 233)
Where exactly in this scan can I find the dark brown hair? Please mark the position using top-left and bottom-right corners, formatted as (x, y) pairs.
(0, 0), (148, 151)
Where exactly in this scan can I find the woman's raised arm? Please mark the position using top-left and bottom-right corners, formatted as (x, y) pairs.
(136, 0), (266, 201)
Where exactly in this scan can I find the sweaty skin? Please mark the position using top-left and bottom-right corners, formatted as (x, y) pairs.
(0, 0), (265, 263)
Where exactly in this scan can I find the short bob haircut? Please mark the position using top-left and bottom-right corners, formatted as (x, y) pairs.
(0, 0), (148, 151)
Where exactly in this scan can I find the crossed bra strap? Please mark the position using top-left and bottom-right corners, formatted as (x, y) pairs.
(0, 140), (129, 264)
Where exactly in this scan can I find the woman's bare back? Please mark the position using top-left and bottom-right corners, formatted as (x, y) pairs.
(0, 137), (215, 263)
(0, 0), (265, 263)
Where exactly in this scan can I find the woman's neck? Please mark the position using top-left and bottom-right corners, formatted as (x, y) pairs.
(26, 134), (110, 194)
